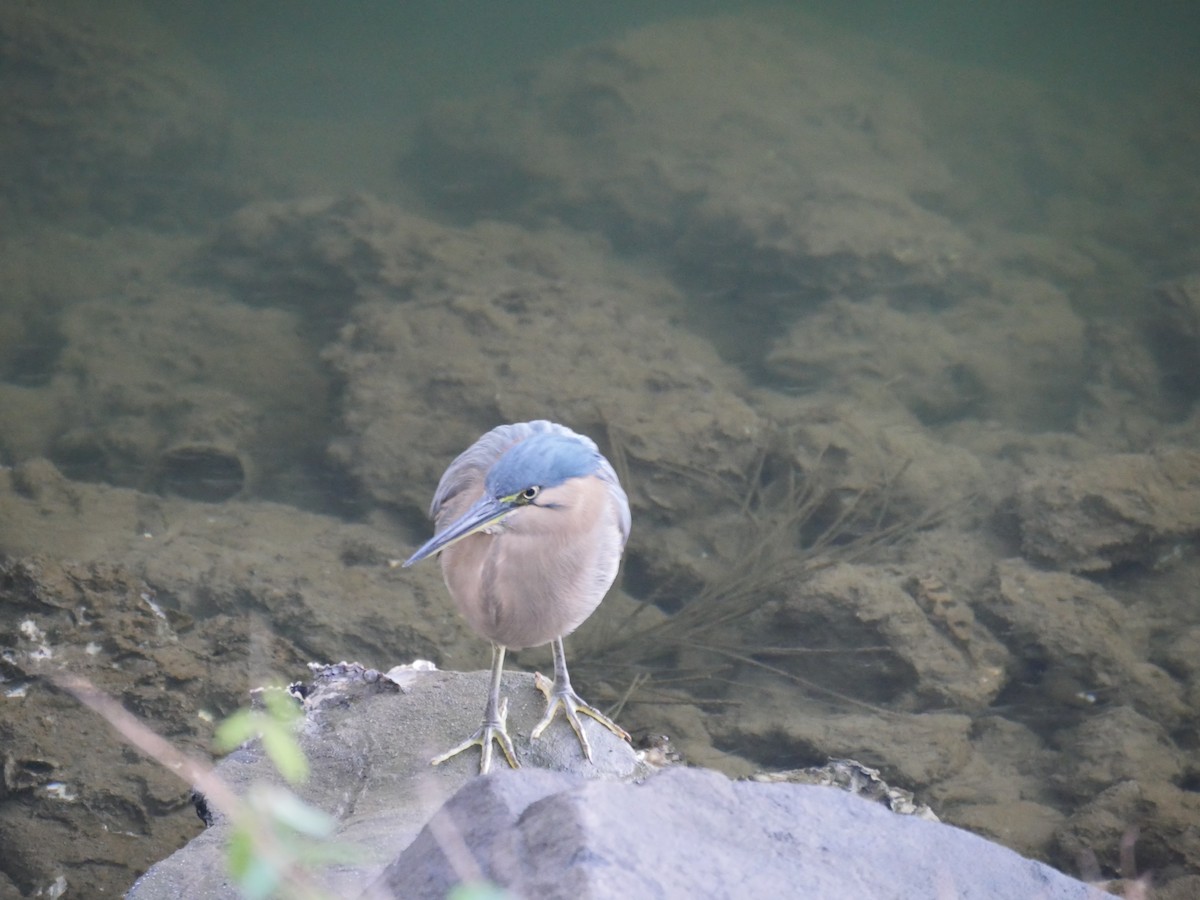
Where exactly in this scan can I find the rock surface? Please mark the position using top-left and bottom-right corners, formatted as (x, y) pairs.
(1016, 448), (1200, 572)
(126, 664), (647, 900)
(213, 194), (765, 526)
(378, 767), (1109, 900)
(127, 665), (1110, 900)
(985, 558), (1186, 725)
(0, 4), (240, 227)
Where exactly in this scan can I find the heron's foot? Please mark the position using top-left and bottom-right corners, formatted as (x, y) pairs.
(531, 671), (631, 761)
(431, 696), (520, 774)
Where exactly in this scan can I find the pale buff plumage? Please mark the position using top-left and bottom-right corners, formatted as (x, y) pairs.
(405, 420), (631, 773)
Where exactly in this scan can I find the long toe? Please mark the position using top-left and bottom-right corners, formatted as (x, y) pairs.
(431, 697), (520, 774)
(531, 672), (631, 762)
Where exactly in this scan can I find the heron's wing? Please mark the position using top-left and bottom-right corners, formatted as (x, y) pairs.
(592, 456), (631, 548)
(429, 420), (581, 524)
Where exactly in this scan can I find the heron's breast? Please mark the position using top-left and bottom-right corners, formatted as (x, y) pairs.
(440, 478), (624, 650)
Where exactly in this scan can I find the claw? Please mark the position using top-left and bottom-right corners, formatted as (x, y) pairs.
(431, 695), (520, 774)
(531, 671), (630, 761)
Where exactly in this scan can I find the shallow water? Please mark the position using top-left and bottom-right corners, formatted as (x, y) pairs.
(1, 1), (1199, 896)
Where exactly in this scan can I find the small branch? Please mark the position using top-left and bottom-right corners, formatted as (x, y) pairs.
(52, 673), (243, 818)
(52, 672), (334, 900)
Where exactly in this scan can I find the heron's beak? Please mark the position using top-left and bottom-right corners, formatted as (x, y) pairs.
(403, 496), (512, 566)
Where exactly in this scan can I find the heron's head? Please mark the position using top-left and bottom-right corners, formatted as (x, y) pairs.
(403, 432), (599, 566)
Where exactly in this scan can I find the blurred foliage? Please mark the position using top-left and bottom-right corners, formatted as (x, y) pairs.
(215, 687), (309, 784)
(214, 687), (345, 899)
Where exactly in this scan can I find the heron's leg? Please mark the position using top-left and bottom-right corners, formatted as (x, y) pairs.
(431, 642), (519, 774)
(531, 638), (630, 761)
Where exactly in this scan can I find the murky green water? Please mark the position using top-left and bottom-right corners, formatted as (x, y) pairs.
(2, 1), (1199, 895)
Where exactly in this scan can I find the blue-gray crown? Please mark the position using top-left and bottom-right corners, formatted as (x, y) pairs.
(486, 432), (597, 497)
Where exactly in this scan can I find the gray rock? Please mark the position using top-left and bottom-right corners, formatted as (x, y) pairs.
(403, 15), (979, 301)
(1151, 274), (1200, 409)
(377, 766), (1106, 899)
(774, 562), (1009, 712)
(127, 664), (1110, 900)
(127, 664), (647, 900)
(53, 292), (329, 499)
(1056, 780), (1200, 892)
(1016, 447), (1200, 573)
(986, 559), (1186, 726)
(764, 284), (1085, 429)
(1056, 706), (1185, 803)
(212, 194), (765, 528)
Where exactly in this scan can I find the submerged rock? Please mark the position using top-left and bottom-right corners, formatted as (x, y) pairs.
(0, 4), (238, 227)
(1016, 447), (1200, 573)
(985, 558), (1186, 726)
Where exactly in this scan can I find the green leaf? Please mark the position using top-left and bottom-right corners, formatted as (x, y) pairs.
(259, 787), (336, 839)
(262, 689), (303, 723)
(226, 827), (254, 879)
(261, 725), (309, 784)
(237, 855), (283, 900)
(448, 882), (513, 900)
(214, 709), (257, 752)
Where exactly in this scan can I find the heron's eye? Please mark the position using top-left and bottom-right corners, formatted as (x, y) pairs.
(520, 486), (540, 503)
